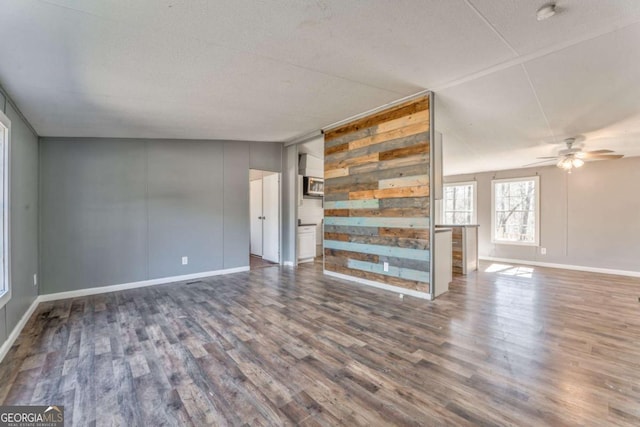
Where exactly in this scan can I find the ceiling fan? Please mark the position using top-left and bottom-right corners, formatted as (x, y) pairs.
(525, 138), (624, 172)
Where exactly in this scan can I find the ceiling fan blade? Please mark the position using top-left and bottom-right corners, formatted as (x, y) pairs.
(585, 149), (614, 154)
(523, 159), (557, 167)
(585, 154), (624, 160)
(535, 156), (560, 160)
(577, 150), (614, 158)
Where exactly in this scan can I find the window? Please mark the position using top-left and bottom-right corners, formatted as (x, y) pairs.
(492, 176), (539, 245)
(0, 110), (9, 310)
(443, 181), (476, 224)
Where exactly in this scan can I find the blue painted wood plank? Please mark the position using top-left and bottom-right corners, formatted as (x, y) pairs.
(324, 199), (380, 209)
(348, 259), (430, 283)
(324, 240), (429, 261)
(324, 216), (429, 229)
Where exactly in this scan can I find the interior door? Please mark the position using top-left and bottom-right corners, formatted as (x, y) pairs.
(262, 173), (280, 263)
(250, 179), (263, 256)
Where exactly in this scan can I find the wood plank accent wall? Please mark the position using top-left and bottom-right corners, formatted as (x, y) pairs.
(450, 227), (464, 275)
(323, 96), (431, 293)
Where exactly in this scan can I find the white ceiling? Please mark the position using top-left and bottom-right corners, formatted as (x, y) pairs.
(1, 0), (640, 174)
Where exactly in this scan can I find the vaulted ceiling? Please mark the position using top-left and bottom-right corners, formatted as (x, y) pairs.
(1, 0), (639, 174)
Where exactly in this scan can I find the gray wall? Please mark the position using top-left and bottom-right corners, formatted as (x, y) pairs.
(445, 156), (640, 272)
(0, 88), (39, 348)
(281, 144), (298, 265)
(40, 137), (282, 294)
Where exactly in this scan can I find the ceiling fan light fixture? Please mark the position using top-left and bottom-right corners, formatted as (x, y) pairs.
(556, 157), (584, 171)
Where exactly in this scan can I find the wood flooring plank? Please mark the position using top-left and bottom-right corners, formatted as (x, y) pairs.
(1, 262), (639, 426)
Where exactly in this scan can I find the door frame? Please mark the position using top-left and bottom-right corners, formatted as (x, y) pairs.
(249, 169), (282, 264)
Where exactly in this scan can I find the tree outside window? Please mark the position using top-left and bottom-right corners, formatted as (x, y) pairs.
(443, 182), (476, 225)
(492, 177), (539, 245)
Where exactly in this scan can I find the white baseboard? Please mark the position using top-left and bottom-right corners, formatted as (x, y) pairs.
(479, 256), (640, 278)
(0, 297), (40, 364)
(324, 270), (432, 300)
(283, 261), (295, 267)
(38, 266), (250, 302)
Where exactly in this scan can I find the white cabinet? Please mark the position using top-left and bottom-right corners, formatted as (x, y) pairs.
(433, 228), (453, 298)
(297, 226), (316, 262)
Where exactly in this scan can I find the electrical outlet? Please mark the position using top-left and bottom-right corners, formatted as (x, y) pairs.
(181, 256), (188, 265)
(33, 274), (37, 286)
(540, 247), (547, 255)
(383, 262), (389, 272)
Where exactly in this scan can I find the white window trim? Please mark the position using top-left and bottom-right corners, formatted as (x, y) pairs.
(0, 110), (10, 310)
(491, 176), (540, 246)
(442, 180), (477, 225)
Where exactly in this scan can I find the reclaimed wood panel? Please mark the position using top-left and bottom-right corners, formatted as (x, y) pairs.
(324, 96), (429, 141)
(325, 133), (428, 165)
(324, 240), (429, 261)
(347, 259), (430, 282)
(324, 199), (380, 209)
(348, 185), (429, 200)
(348, 122), (429, 151)
(324, 216), (429, 229)
(324, 96), (431, 292)
(379, 175), (429, 189)
(451, 227), (463, 274)
(324, 233), (429, 250)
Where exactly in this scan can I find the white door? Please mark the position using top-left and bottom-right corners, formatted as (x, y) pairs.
(250, 179), (263, 256)
(262, 173), (280, 263)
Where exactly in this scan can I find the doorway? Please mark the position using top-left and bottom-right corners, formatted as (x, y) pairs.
(250, 169), (280, 269)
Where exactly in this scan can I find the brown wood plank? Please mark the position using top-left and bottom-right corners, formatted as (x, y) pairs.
(323, 248), (379, 263)
(348, 208), (426, 218)
(323, 168), (347, 179)
(379, 227), (429, 240)
(348, 153), (428, 176)
(324, 153), (379, 172)
(349, 186), (429, 200)
(323, 232), (350, 242)
(325, 132), (428, 164)
(379, 142), (430, 161)
(379, 174), (429, 190)
(324, 209), (349, 217)
(375, 110), (430, 134)
(326, 163), (429, 188)
(324, 96), (429, 141)
(325, 263), (426, 292)
(324, 143), (349, 156)
(324, 181), (379, 195)
(347, 235), (429, 250)
(348, 122), (429, 151)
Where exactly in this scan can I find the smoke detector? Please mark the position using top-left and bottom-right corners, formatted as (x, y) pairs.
(536, 3), (557, 21)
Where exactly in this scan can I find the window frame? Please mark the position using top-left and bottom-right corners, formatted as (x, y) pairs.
(442, 181), (477, 225)
(491, 176), (540, 246)
(0, 110), (10, 310)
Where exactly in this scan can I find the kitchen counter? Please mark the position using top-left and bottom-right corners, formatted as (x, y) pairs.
(435, 224), (479, 275)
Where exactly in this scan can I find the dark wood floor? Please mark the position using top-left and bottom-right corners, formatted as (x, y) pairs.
(249, 255), (278, 270)
(1, 261), (639, 426)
